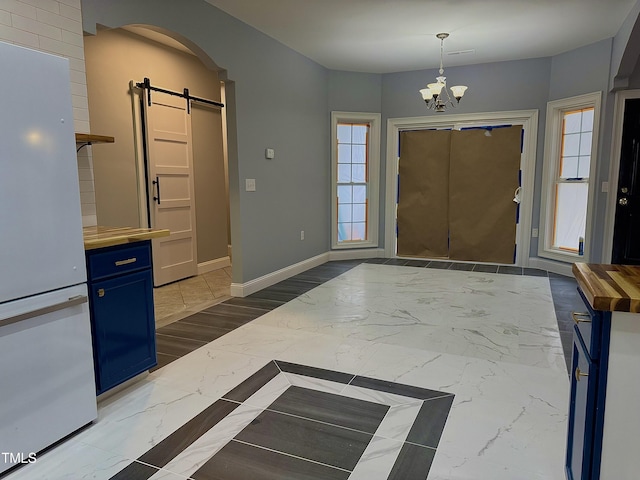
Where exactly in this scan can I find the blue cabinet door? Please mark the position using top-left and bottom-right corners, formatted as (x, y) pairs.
(90, 269), (157, 394)
(566, 332), (598, 480)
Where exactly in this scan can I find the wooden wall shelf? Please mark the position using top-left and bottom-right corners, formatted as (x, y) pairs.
(75, 133), (115, 144)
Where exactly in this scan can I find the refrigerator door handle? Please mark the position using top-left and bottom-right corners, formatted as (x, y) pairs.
(0, 295), (88, 328)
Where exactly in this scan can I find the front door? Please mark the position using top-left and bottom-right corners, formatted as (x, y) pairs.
(612, 98), (640, 264)
(144, 91), (198, 286)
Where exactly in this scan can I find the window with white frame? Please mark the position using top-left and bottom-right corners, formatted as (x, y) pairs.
(539, 92), (601, 262)
(331, 112), (380, 249)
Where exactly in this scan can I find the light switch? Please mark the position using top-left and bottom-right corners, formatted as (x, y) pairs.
(601, 181), (609, 193)
(265, 148), (275, 159)
(245, 178), (256, 192)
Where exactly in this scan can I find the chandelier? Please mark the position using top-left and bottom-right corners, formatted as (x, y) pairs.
(419, 33), (468, 112)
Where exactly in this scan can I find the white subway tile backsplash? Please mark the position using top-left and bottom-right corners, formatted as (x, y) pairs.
(82, 214), (98, 228)
(57, 0), (80, 9)
(61, 28), (81, 46)
(82, 202), (96, 216)
(69, 69), (87, 83)
(36, 7), (80, 33)
(70, 80), (87, 97)
(80, 191), (96, 205)
(58, 3), (79, 21)
(0, 23), (39, 47)
(77, 168), (94, 181)
(71, 93), (86, 108)
(79, 180), (95, 193)
(73, 106), (89, 122)
(74, 119), (90, 134)
(0, 0), (36, 19)
(68, 56), (85, 72)
(0, 9), (11, 25)
(38, 34), (83, 58)
(21, 0), (59, 15)
(11, 12), (62, 40)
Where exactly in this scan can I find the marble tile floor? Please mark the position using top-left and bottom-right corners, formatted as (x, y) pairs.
(153, 267), (233, 329)
(154, 259), (577, 373)
(4, 260), (576, 480)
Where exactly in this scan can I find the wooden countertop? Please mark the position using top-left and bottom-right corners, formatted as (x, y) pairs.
(573, 263), (640, 313)
(83, 226), (169, 250)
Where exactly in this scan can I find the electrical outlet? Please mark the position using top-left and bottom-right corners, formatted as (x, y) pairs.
(245, 178), (256, 192)
(300, 230), (305, 240)
(532, 228), (539, 238)
(265, 148), (275, 159)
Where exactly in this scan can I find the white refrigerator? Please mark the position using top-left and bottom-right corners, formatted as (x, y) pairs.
(0, 42), (97, 474)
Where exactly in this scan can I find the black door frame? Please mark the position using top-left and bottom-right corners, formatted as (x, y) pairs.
(604, 89), (640, 263)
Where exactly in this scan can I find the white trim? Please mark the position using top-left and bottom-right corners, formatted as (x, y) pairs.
(538, 92), (602, 263)
(130, 81), (148, 228)
(230, 253), (330, 297)
(385, 110), (539, 266)
(197, 256), (231, 275)
(528, 257), (574, 277)
(329, 248), (385, 261)
(603, 89), (640, 263)
(331, 111), (381, 249)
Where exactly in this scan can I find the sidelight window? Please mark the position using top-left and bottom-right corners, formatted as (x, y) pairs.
(331, 112), (380, 249)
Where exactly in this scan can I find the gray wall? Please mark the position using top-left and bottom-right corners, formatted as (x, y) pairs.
(81, 0), (640, 281)
(379, 58), (552, 254)
(328, 71), (382, 113)
(83, 0), (330, 283)
(548, 39), (615, 263)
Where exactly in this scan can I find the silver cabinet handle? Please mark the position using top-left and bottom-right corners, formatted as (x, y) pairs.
(0, 295), (87, 328)
(571, 312), (592, 324)
(575, 367), (588, 382)
(115, 257), (137, 267)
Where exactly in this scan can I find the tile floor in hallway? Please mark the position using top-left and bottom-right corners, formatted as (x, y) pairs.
(153, 267), (232, 328)
(4, 260), (577, 480)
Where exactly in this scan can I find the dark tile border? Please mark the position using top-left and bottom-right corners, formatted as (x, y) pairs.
(276, 360), (355, 384)
(109, 359), (454, 480)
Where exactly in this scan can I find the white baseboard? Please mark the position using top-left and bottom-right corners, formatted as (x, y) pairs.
(230, 252), (331, 297)
(197, 256), (231, 275)
(329, 248), (385, 261)
(528, 257), (574, 277)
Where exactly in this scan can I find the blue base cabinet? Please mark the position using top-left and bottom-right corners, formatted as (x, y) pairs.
(565, 289), (610, 480)
(86, 241), (157, 395)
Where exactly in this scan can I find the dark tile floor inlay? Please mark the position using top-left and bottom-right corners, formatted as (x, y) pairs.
(109, 360), (454, 480)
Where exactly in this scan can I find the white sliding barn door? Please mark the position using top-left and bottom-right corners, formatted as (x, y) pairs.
(144, 91), (198, 286)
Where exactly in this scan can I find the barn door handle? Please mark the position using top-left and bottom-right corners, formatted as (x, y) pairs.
(152, 176), (161, 205)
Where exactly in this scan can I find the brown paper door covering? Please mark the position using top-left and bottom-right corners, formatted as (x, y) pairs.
(397, 130), (451, 258)
(448, 126), (522, 264)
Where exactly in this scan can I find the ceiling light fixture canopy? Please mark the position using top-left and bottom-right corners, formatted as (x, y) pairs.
(419, 33), (468, 112)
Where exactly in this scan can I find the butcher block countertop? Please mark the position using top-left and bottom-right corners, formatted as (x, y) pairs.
(573, 263), (640, 313)
(83, 226), (169, 250)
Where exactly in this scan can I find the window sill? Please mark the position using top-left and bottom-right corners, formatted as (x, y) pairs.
(538, 248), (587, 264)
(332, 240), (378, 250)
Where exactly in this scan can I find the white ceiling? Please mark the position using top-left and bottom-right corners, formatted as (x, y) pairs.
(203, 0), (636, 74)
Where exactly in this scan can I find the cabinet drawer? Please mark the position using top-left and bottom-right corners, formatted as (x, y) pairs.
(86, 242), (151, 281)
(572, 287), (602, 360)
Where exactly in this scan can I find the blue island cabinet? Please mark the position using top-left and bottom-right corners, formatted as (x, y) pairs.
(566, 282), (640, 480)
(85, 241), (157, 394)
